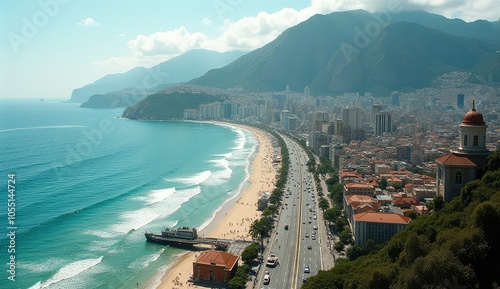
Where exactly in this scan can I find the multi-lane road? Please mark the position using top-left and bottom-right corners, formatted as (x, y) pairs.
(256, 135), (325, 289)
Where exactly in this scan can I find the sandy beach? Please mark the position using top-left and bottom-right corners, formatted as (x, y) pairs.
(150, 123), (279, 289)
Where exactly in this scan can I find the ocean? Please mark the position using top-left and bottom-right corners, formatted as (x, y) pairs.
(0, 100), (256, 289)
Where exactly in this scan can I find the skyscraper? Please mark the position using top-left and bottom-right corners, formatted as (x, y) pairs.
(375, 111), (393, 136)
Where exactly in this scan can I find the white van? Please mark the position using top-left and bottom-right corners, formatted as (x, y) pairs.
(263, 274), (270, 284)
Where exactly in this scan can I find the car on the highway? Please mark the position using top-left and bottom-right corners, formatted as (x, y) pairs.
(307, 244), (312, 249)
(304, 265), (310, 273)
(305, 233), (309, 238)
(263, 273), (270, 284)
(266, 254), (279, 267)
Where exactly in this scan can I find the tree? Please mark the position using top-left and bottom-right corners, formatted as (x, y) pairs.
(378, 178), (388, 190)
(241, 243), (260, 265)
(319, 197), (330, 212)
(329, 183), (344, 205)
(334, 241), (345, 253)
(228, 276), (246, 289)
(323, 207), (340, 224)
(431, 194), (445, 212)
(263, 204), (278, 218)
(249, 218), (272, 254)
(487, 149), (500, 171)
(339, 228), (352, 244)
(404, 210), (418, 220)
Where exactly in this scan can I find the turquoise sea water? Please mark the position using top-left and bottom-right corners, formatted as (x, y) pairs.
(0, 101), (256, 289)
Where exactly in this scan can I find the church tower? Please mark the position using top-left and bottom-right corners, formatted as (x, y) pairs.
(455, 100), (489, 155)
(436, 100), (491, 202)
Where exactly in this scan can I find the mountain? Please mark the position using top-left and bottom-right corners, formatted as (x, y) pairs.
(387, 10), (500, 49)
(190, 10), (499, 95)
(317, 21), (495, 95)
(471, 51), (500, 84)
(69, 49), (245, 103)
(121, 91), (221, 120)
(191, 10), (371, 93)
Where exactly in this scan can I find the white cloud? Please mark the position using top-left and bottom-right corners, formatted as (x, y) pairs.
(201, 18), (212, 26)
(100, 0), (499, 71)
(128, 26), (208, 56)
(78, 17), (99, 26)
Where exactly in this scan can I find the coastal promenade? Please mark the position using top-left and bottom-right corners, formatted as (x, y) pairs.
(147, 123), (279, 289)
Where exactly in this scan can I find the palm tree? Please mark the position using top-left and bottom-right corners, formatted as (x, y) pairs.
(249, 218), (272, 256)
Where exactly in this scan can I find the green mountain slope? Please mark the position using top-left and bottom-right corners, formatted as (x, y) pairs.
(190, 10), (376, 92)
(121, 91), (220, 120)
(471, 51), (500, 84)
(319, 21), (495, 94)
(190, 10), (498, 95)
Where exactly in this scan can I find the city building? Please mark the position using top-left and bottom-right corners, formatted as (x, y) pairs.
(193, 250), (239, 284)
(436, 100), (491, 202)
(344, 183), (376, 196)
(352, 212), (411, 245)
(258, 192), (270, 211)
(375, 111), (393, 136)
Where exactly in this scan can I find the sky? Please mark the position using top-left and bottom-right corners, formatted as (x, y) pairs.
(1, 0), (499, 100)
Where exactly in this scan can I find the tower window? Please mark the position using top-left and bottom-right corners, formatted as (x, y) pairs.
(464, 135), (468, 146)
(455, 172), (463, 184)
(473, 135), (479, 146)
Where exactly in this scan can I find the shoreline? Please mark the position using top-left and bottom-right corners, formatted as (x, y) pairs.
(149, 122), (279, 289)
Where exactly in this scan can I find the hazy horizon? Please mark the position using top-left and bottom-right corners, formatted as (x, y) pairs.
(1, 0), (499, 100)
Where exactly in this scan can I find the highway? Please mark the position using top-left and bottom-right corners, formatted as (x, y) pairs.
(256, 135), (323, 289)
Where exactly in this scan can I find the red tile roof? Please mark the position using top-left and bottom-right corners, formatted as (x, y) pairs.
(354, 212), (411, 224)
(345, 183), (374, 189)
(393, 197), (421, 206)
(339, 171), (362, 178)
(436, 153), (476, 166)
(345, 194), (374, 204)
(194, 250), (239, 270)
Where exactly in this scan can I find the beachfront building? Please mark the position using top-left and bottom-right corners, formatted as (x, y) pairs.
(352, 212), (411, 245)
(258, 192), (270, 211)
(193, 250), (239, 284)
(436, 100), (491, 202)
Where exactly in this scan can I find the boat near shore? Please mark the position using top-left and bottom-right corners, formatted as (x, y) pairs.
(145, 227), (230, 251)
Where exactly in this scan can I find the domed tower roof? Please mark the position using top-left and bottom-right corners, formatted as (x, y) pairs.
(462, 99), (486, 126)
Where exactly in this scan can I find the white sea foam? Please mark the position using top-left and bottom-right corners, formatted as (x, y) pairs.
(20, 258), (66, 273)
(164, 170), (211, 186)
(37, 256), (103, 288)
(128, 248), (165, 270)
(204, 167), (232, 186)
(145, 187), (175, 205)
(111, 208), (159, 234)
(0, 125), (87, 133)
(210, 158), (230, 169)
(83, 229), (115, 239)
(213, 152), (232, 158)
(159, 186), (202, 217)
(232, 127), (246, 150)
(86, 239), (120, 252)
